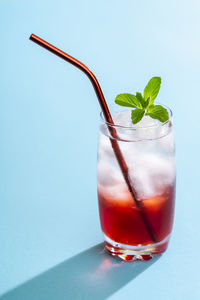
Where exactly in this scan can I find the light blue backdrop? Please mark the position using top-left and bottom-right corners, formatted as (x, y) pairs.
(1, 0), (200, 299)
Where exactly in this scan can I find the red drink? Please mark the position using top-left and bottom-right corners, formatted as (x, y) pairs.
(98, 184), (175, 253)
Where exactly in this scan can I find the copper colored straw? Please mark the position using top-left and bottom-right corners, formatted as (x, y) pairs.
(29, 33), (157, 243)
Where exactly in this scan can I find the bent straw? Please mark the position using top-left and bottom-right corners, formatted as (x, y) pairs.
(29, 33), (157, 243)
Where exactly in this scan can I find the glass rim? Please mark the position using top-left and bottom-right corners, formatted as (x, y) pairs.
(100, 104), (173, 130)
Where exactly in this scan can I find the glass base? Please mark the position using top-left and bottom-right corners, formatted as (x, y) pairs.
(104, 234), (170, 261)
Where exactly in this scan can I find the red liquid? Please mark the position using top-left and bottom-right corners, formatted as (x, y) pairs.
(98, 184), (175, 246)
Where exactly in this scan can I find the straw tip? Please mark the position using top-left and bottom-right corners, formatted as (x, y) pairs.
(29, 33), (34, 40)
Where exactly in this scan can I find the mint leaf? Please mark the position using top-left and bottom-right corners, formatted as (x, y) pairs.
(115, 93), (142, 109)
(131, 108), (145, 124)
(144, 77), (161, 105)
(146, 105), (169, 122)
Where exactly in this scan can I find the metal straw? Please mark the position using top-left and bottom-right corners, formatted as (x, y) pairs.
(29, 33), (157, 243)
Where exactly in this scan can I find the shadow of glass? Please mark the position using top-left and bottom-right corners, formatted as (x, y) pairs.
(1, 243), (160, 300)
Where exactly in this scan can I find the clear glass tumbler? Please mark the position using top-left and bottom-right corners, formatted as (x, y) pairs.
(97, 107), (176, 261)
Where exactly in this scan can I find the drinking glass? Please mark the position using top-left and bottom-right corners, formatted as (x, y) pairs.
(97, 107), (176, 261)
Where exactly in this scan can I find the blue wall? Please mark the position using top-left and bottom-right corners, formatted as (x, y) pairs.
(1, 1), (200, 299)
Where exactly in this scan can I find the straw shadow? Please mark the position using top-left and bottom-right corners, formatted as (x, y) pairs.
(1, 243), (160, 300)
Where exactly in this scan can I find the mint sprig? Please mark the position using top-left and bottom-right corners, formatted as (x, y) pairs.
(115, 77), (169, 124)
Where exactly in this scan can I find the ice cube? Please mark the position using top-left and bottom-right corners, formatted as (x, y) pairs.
(128, 153), (176, 199)
(97, 160), (123, 187)
(113, 110), (133, 127)
(97, 161), (128, 199)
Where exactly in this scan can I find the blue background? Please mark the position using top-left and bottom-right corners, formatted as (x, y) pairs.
(1, 0), (200, 299)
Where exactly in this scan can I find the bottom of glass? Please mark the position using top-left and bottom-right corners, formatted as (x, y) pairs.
(104, 234), (170, 261)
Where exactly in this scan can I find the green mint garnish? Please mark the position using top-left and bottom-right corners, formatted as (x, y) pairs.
(115, 77), (169, 124)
